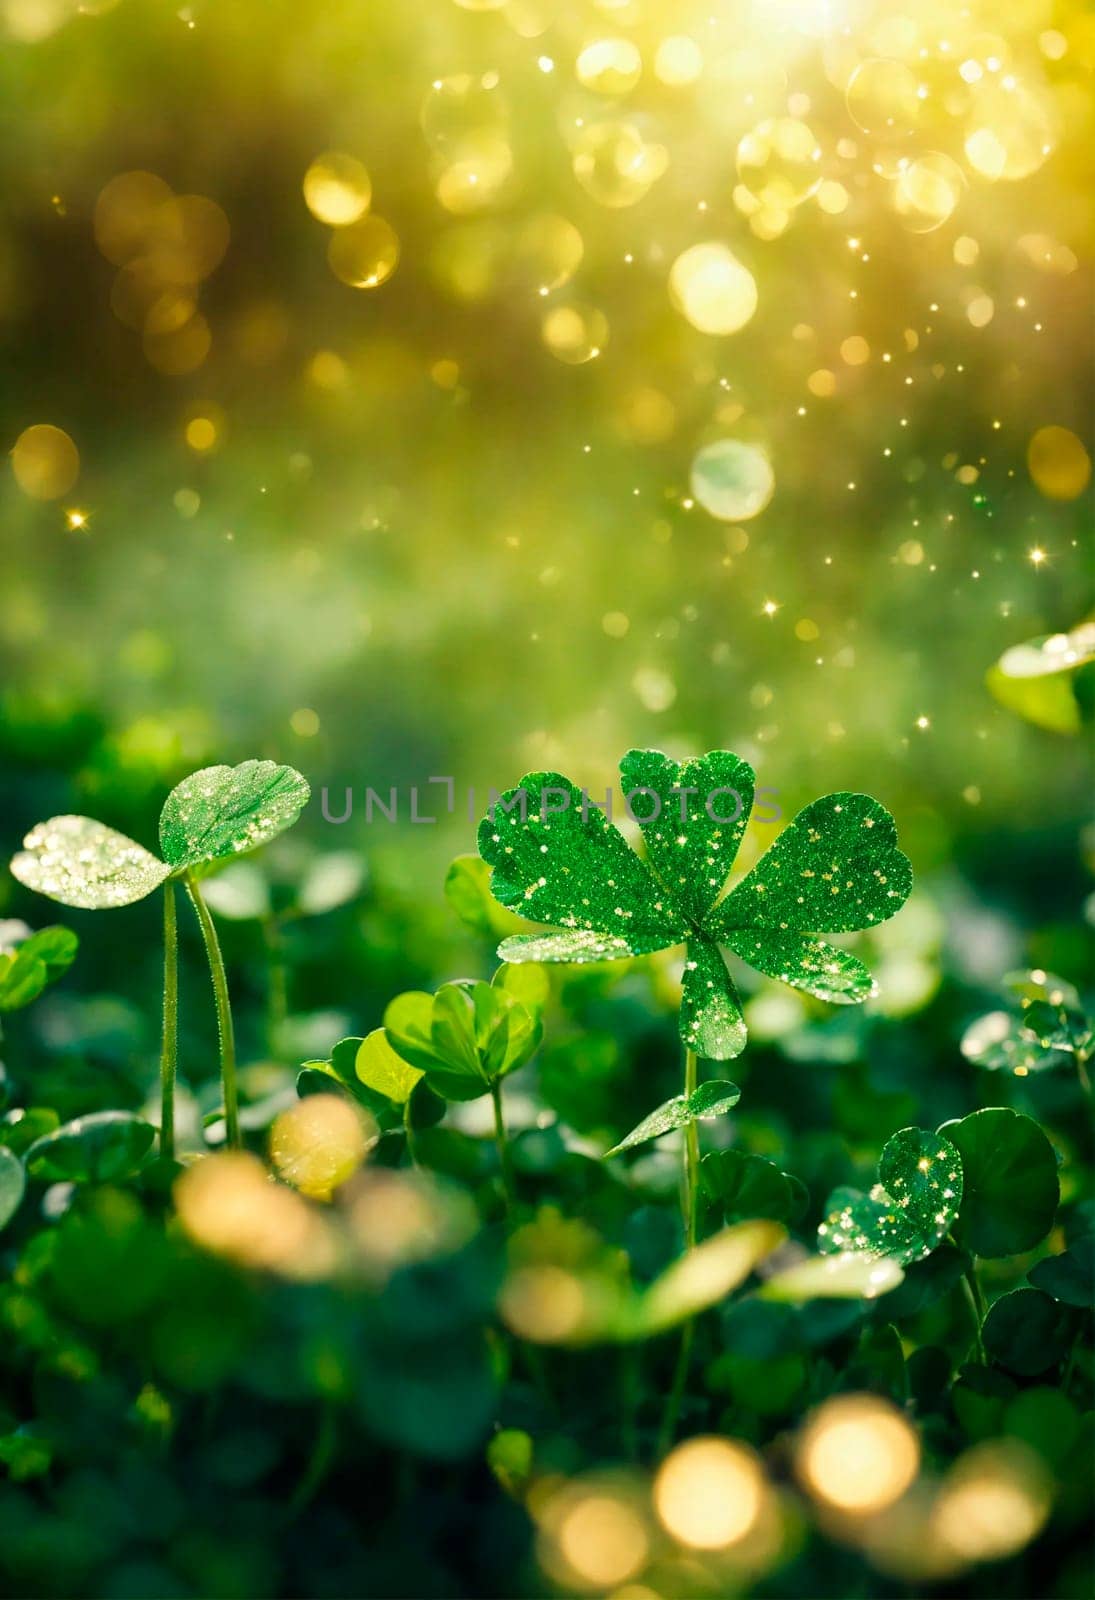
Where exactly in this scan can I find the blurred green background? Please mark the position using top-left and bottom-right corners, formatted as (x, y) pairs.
(1, 0), (1091, 966)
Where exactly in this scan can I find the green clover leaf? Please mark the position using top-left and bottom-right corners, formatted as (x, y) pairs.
(479, 750), (911, 1059)
(817, 1127), (963, 1266)
(11, 816), (171, 909)
(0, 926), (78, 1013)
(961, 970), (1093, 1077)
(383, 975), (543, 1102)
(604, 1079), (741, 1157)
(159, 760), (310, 872)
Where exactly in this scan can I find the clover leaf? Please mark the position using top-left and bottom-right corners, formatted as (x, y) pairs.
(701, 1149), (808, 1225)
(962, 970), (1092, 1079)
(11, 816), (171, 909)
(24, 1110), (156, 1184)
(383, 975), (542, 1103)
(479, 750), (911, 1059)
(159, 760), (311, 872)
(942, 1107), (1059, 1257)
(818, 1127), (963, 1266)
(0, 926), (78, 1013)
(605, 1079), (741, 1157)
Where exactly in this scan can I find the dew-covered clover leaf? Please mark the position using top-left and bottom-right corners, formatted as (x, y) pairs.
(11, 817), (171, 909)
(961, 971), (1092, 1077)
(159, 760), (310, 872)
(818, 1127), (963, 1267)
(0, 926), (78, 1012)
(479, 750), (911, 1059)
(605, 1079), (741, 1156)
(383, 974), (542, 1102)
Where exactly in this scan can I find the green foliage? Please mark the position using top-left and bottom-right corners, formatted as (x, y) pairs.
(159, 761), (311, 871)
(818, 1128), (963, 1266)
(1029, 1238), (1095, 1307)
(986, 620), (1095, 735)
(943, 1108), (1060, 1257)
(24, 1110), (156, 1183)
(11, 762), (310, 910)
(0, 1145), (25, 1231)
(0, 926), (78, 1012)
(605, 1079), (741, 1156)
(382, 975), (542, 1101)
(962, 970), (1093, 1076)
(11, 816), (171, 909)
(700, 1149), (808, 1225)
(480, 749), (911, 1058)
(982, 1287), (1076, 1375)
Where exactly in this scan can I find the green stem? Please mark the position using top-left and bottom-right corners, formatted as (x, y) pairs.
(1075, 1048), (1092, 1099)
(186, 872), (241, 1149)
(682, 1047), (699, 1249)
(402, 1097), (418, 1168)
(658, 1047), (700, 1457)
(289, 1401), (337, 1518)
(489, 1076), (516, 1212)
(962, 1261), (986, 1362)
(160, 881), (178, 1161)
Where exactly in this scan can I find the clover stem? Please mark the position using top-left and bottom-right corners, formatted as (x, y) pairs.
(402, 1097), (418, 1168)
(489, 1076), (516, 1212)
(186, 872), (241, 1150)
(682, 1047), (700, 1249)
(658, 1047), (700, 1458)
(962, 1261), (986, 1362)
(159, 881), (178, 1161)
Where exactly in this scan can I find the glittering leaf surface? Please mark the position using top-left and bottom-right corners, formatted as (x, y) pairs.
(605, 1077), (741, 1156)
(618, 747), (754, 923)
(11, 816), (170, 910)
(711, 792), (912, 935)
(679, 934), (747, 1059)
(498, 928), (659, 964)
(722, 928), (873, 1003)
(478, 772), (685, 948)
(818, 1127), (963, 1266)
(159, 760), (310, 870)
(481, 755), (910, 1055)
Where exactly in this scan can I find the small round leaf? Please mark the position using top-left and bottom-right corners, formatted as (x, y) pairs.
(943, 1107), (1059, 1257)
(25, 1111), (156, 1183)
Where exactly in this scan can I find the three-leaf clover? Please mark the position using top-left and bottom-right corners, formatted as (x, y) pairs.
(478, 749), (912, 1060)
(817, 1127), (963, 1266)
(377, 970), (544, 1202)
(10, 761), (311, 1155)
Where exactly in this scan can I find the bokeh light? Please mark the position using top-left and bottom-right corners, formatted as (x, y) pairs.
(11, 424), (79, 500)
(653, 1436), (767, 1550)
(669, 243), (758, 335)
(303, 152), (372, 226)
(691, 438), (775, 521)
(797, 1395), (920, 1514)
